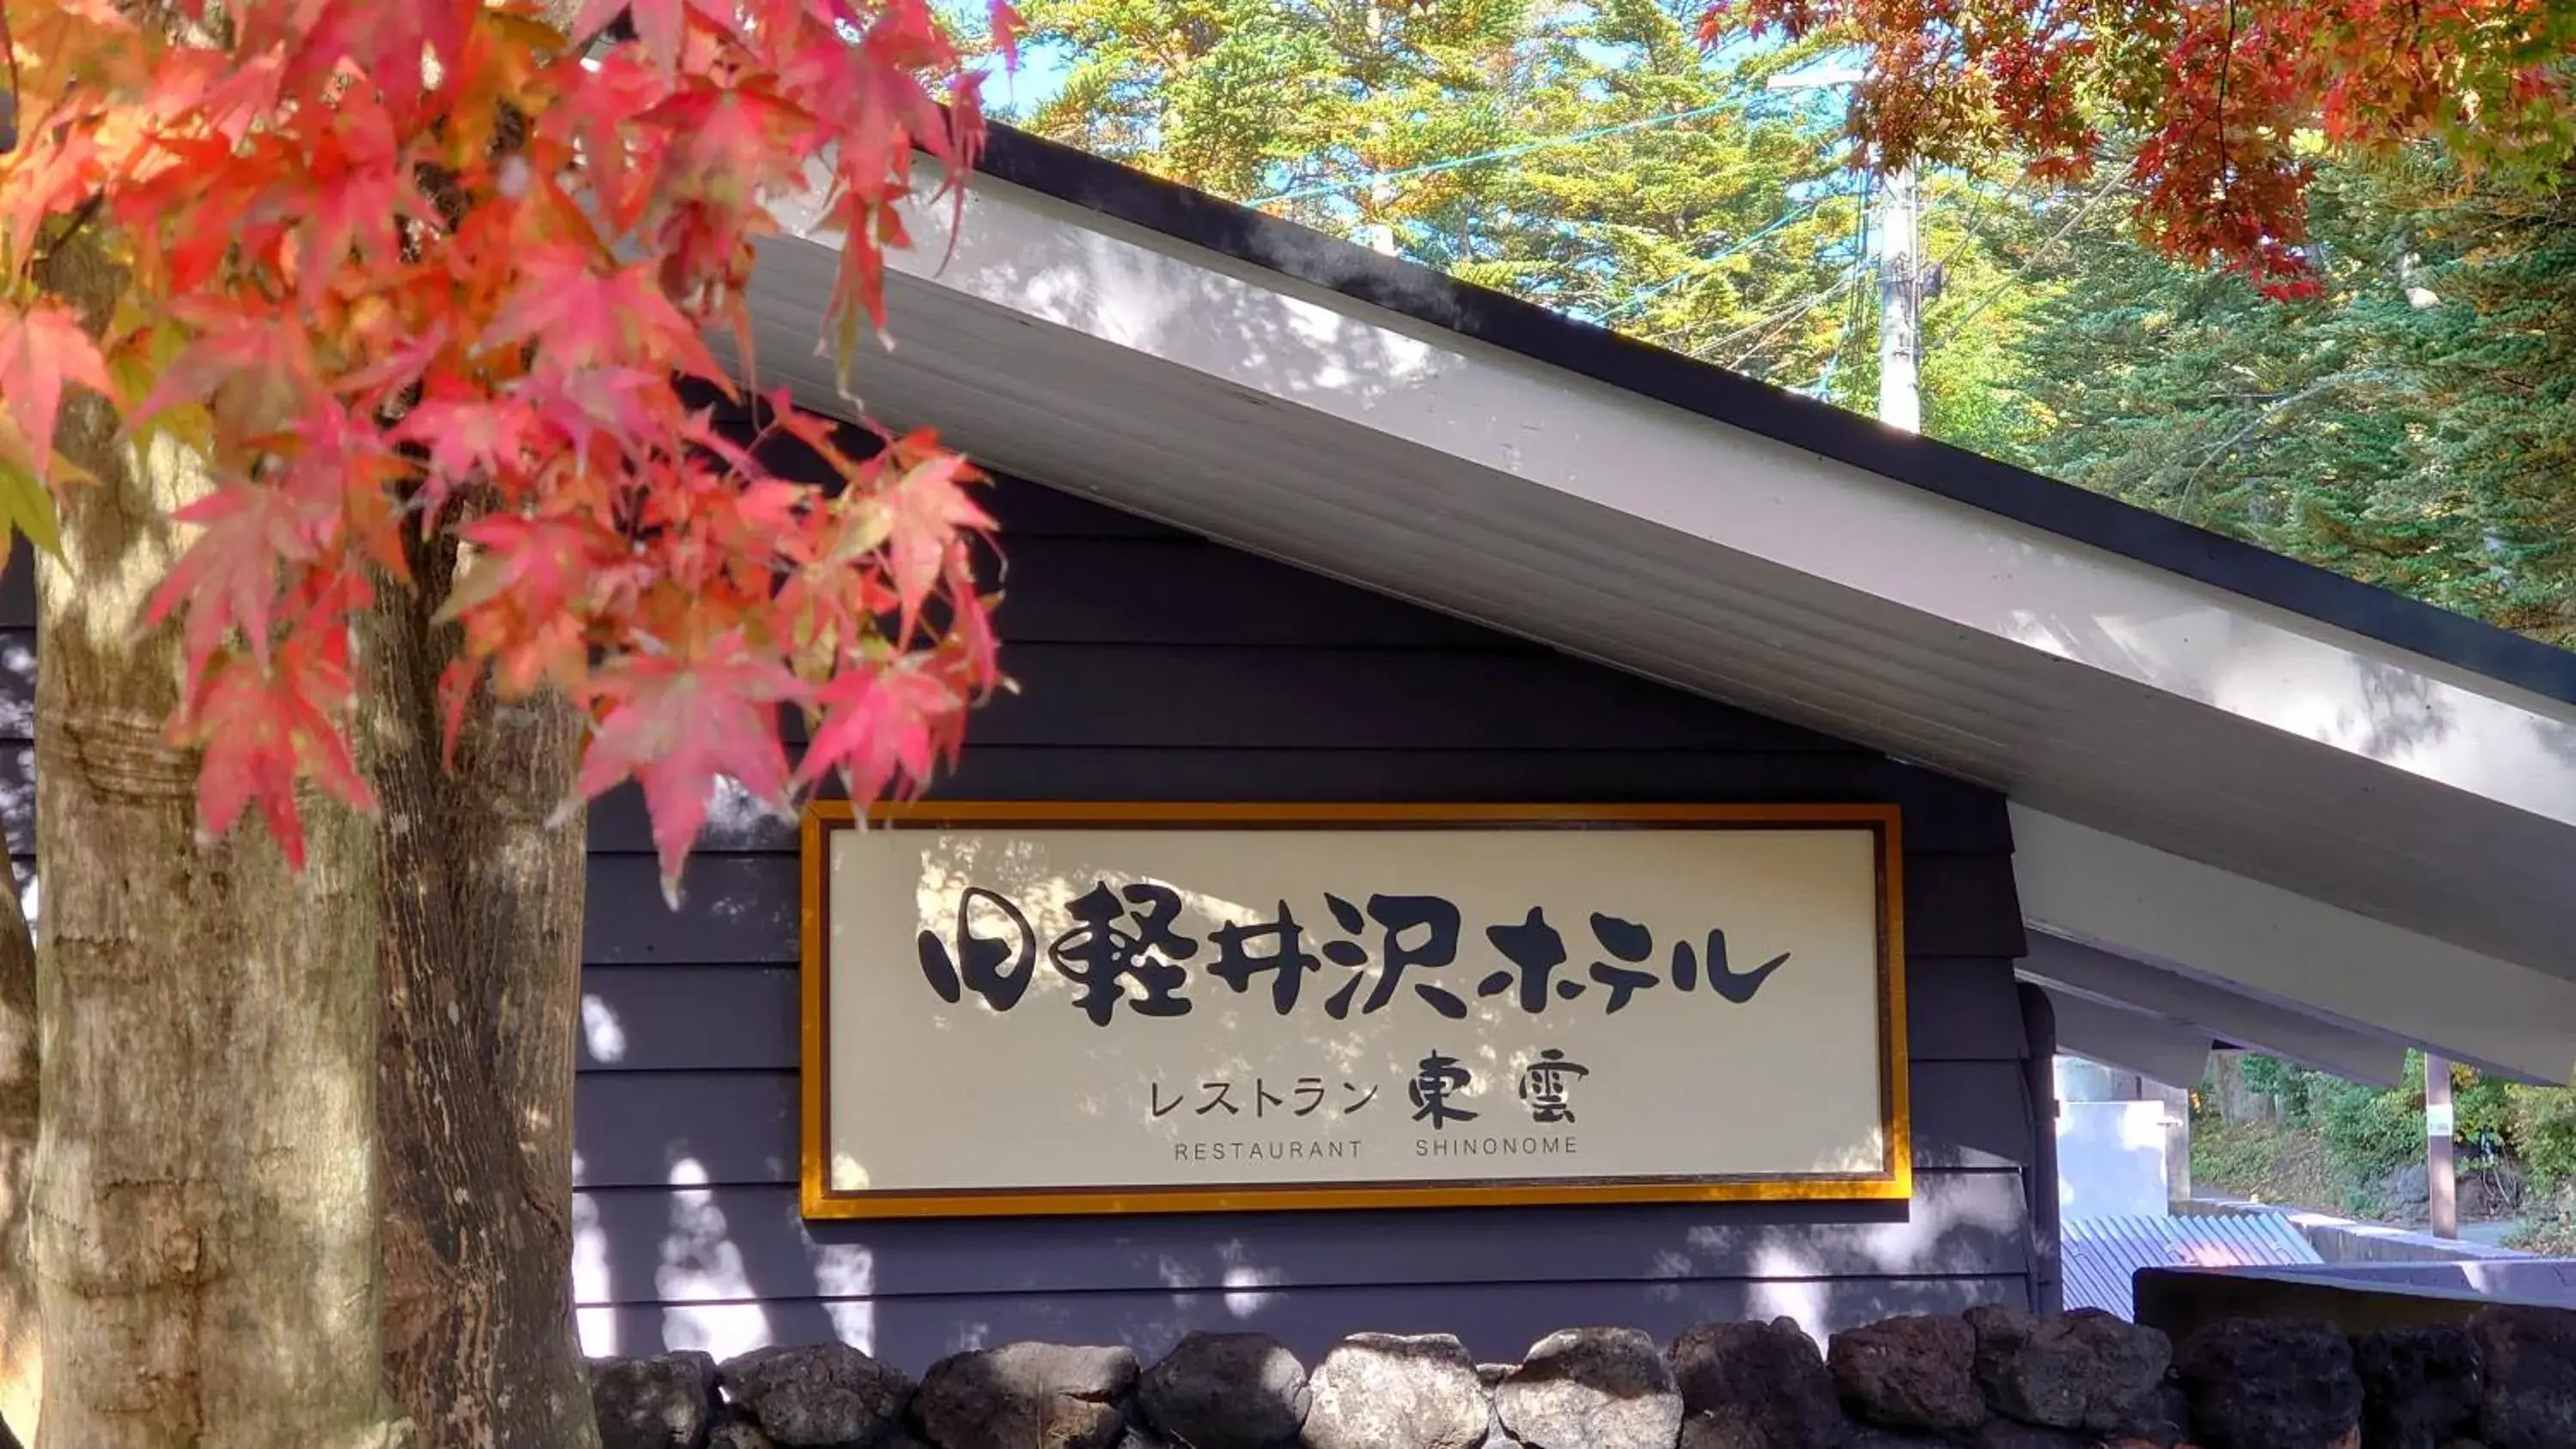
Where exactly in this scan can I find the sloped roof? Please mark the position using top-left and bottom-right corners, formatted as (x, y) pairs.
(2062, 1213), (2323, 1320)
(730, 125), (2576, 1083)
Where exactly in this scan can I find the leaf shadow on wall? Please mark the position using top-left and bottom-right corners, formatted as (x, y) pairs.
(571, 799), (2040, 1374)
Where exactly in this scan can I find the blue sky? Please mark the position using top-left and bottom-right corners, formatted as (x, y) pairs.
(981, 37), (1077, 118)
(968, 14), (1841, 128)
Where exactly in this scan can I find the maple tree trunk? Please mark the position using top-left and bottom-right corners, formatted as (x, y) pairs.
(0, 853), (37, 1447)
(28, 242), (408, 1448)
(370, 9), (602, 1434)
(366, 543), (599, 1449)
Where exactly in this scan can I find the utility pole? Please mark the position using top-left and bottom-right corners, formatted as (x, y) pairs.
(2427, 1053), (2458, 1238)
(1767, 65), (1921, 432)
(1874, 162), (1921, 433)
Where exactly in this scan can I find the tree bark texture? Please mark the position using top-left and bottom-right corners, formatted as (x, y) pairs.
(27, 240), (408, 1448)
(370, 9), (603, 1431)
(365, 543), (598, 1449)
(1, 851), (39, 1446)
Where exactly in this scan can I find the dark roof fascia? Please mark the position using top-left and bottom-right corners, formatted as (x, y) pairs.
(957, 123), (2576, 711)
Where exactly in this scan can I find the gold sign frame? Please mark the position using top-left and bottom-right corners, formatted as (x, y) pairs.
(799, 801), (1911, 1220)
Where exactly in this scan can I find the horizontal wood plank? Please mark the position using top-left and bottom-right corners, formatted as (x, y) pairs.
(577, 1274), (2032, 1368)
(580, 967), (799, 1071)
(756, 644), (1865, 752)
(1902, 854), (2029, 959)
(1911, 1059), (2038, 1170)
(583, 750), (2011, 857)
(987, 536), (1508, 649)
(0, 745), (28, 857)
(586, 856), (798, 964)
(568, 1167), (2031, 1306)
(1905, 958), (2032, 1063)
(0, 543), (28, 631)
(0, 630), (29, 743)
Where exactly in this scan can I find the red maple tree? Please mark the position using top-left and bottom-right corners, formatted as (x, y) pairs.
(1700, 0), (2576, 294)
(0, 0), (1012, 897)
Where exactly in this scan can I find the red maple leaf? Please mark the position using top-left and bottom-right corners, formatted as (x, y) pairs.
(480, 251), (725, 383)
(551, 45), (673, 233)
(644, 81), (817, 208)
(0, 123), (103, 275)
(794, 664), (959, 808)
(173, 629), (376, 869)
(871, 433), (994, 639)
(447, 511), (613, 625)
(392, 388), (540, 491)
(574, 640), (806, 902)
(283, 0), (477, 119)
(134, 300), (321, 434)
(147, 476), (337, 686)
(21, 0), (1011, 889)
(439, 509), (637, 700)
(274, 88), (434, 312)
(578, 0), (690, 75)
(0, 304), (117, 481)
(513, 365), (682, 464)
(987, 1), (1024, 68)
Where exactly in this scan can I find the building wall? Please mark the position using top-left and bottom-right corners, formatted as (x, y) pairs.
(0, 450), (2046, 1373)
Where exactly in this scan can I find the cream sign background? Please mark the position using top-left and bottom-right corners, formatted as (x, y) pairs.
(801, 804), (1906, 1218)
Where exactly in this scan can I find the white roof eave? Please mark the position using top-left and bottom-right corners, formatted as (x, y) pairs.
(727, 163), (2576, 1087)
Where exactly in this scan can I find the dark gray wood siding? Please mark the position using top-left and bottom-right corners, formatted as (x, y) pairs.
(0, 450), (2042, 1373)
(571, 425), (2041, 1368)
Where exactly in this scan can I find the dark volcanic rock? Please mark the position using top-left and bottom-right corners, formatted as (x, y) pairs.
(2473, 1306), (2576, 1449)
(1668, 1318), (1851, 1448)
(1967, 1304), (2171, 1433)
(1829, 1314), (1985, 1434)
(2355, 1324), (2483, 1449)
(592, 1352), (720, 1449)
(2176, 1318), (2361, 1449)
(719, 1344), (911, 1449)
(914, 1342), (1139, 1449)
(1300, 1333), (1490, 1449)
(1966, 1421), (2095, 1449)
(1674, 1407), (1765, 1449)
(704, 1416), (778, 1449)
(2110, 1379), (2194, 1448)
(1137, 1331), (1309, 1449)
(1495, 1327), (1683, 1449)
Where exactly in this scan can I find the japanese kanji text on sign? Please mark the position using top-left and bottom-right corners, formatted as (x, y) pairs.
(799, 803), (1906, 1218)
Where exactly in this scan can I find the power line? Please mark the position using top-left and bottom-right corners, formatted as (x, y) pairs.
(1651, 246), (1868, 364)
(1593, 182), (1867, 324)
(1820, 171), (1876, 393)
(1923, 171), (2133, 349)
(1247, 101), (1737, 209)
(1919, 168), (2038, 294)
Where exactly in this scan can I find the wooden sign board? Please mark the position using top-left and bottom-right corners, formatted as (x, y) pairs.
(800, 803), (1907, 1219)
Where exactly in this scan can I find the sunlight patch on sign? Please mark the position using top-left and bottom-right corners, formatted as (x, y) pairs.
(1809, 1128), (1889, 1175)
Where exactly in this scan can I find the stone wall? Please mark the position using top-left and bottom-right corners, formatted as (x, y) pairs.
(587, 1302), (2576, 1449)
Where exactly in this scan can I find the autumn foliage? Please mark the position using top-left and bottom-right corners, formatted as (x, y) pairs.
(0, 0), (1013, 896)
(1699, 0), (2576, 294)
